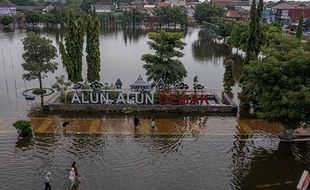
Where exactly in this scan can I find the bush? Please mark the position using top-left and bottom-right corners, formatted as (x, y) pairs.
(59, 91), (74, 103)
(33, 88), (46, 95)
(0, 15), (14, 26)
(13, 120), (33, 137)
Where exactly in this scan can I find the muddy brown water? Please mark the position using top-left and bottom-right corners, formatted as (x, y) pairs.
(0, 27), (308, 190)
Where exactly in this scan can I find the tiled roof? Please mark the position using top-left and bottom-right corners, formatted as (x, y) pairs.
(130, 75), (150, 87)
(226, 10), (242, 18)
(272, 2), (297, 10)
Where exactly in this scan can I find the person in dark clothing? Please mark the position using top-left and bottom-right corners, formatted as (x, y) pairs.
(133, 115), (140, 128)
(72, 161), (78, 176)
(44, 172), (51, 190)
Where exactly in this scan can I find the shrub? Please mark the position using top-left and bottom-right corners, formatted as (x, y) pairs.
(13, 120), (33, 137)
(33, 88), (46, 95)
(0, 15), (14, 26)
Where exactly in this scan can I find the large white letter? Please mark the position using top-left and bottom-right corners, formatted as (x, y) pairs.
(145, 94), (154, 104)
(116, 93), (126, 104)
(100, 93), (109, 104)
(81, 92), (89, 104)
(135, 93), (144, 104)
(71, 93), (81, 104)
(90, 93), (99, 104)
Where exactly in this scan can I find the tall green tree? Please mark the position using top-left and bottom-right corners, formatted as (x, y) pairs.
(86, 15), (101, 82)
(245, 0), (259, 62)
(59, 9), (84, 83)
(223, 59), (235, 93)
(22, 32), (58, 107)
(296, 14), (304, 39)
(50, 6), (67, 27)
(142, 31), (187, 87)
(193, 3), (224, 24)
(80, 0), (96, 12)
(256, 0), (264, 50)
(241, 34), (310, 130)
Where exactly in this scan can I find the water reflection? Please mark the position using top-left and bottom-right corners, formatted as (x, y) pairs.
(191, 30), (231, 65)
(122, 27), (147, 45)
(3, 114), (308, 189)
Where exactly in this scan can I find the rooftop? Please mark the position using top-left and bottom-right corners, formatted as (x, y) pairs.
(130, 75), (151, 87)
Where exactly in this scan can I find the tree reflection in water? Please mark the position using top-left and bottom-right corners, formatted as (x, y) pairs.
(229, 125), (310, 190)
(122, 27), (147, 46)
(15, 137), (33, 150)
(191, 29), (231, 65)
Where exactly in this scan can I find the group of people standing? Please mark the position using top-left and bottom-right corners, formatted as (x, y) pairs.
(43, 161), (80, 190)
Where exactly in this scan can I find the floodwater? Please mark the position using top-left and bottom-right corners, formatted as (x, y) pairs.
(0, 27), (308, 190)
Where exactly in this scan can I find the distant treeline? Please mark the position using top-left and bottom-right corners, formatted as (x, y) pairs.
(1, 6), (189, 29)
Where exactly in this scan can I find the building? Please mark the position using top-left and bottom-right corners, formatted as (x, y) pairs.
(95, 0), (114, 13)
(0, 0), (16, 15)
(130, 75), (151, 92)
(271, 1), (310, 25)
(226, 10), (244, 20)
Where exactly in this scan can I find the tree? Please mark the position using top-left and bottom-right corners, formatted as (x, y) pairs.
(257, 0), (264, 21)
(193, 2), (224, 24)
(142, 31), (187, 87)
(13, 120), (32, 137)
(154, 7), (188, 28)
(227, 22), (249, 51)
(260, 23), (282, 46)
(50, 6), (67, 27)
(80, 0), (95, 12)
(121, 9), (146, 26)
(245, 0), (259, 62)
(0, 15), (14, 26)
(256, 0), (264, 50)
(59, 9), (84, 83)
(241, 34), (310, 130)
(223, 59), (235, 93)
(40, 12), (56, 27)
(22, 32), (58, 107)
(296, 14), (304, 39)
(24, 11), (41, 27)
(86, 15), (101, 82)
(211, 17), (234, 41)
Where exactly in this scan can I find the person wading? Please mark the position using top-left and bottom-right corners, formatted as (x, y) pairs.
(133, 115), (140, 128)
(43, 172), (51, 190)
(71, 161), (80, 190)
(69, 167), (76, 189)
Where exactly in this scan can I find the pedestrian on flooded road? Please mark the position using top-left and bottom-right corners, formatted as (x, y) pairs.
(150, 117), (156, 129)
(43, 172), (51, 190)
(134, 115), (140, 128)
(71, 161), (81, 189)
(72, 161), (78, 176)
(69, 168), (76, 189)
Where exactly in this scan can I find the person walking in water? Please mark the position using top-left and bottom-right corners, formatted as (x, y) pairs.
(133, 115), (140, 128)
(43, 172), (51, 190)
(150, 118), (156, 129)
(69, 168), (76, 189)
(71, 161), (80, 189)
(72, 161), (78, 176)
